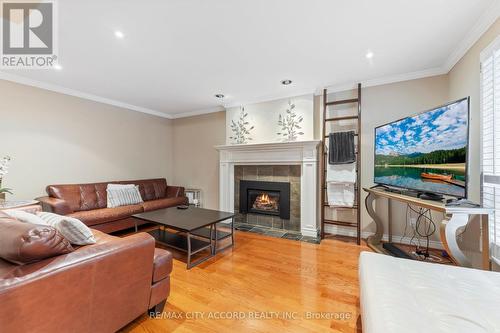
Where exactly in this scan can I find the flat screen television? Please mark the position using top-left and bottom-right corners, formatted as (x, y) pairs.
(374, 97), (469, 198)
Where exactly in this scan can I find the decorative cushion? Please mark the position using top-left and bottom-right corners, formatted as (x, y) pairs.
(0, 215), (73, 265)
(106, 184), (143, 208)
(37, 212), (96, 245)
(3, 209), (48, 225)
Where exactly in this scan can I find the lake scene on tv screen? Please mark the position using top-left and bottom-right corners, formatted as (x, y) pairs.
(374, 99), (468, 197)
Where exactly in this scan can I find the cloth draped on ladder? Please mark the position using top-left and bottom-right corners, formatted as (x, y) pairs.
(326, 131), (356, 207)
(328, 131), (356, 165)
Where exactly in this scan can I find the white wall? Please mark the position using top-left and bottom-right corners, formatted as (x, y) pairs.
(323, 75), (450, 244)
(0, 80), (174, 200)
(449, 18), (500, 202)
(225, 94), (314, 144)
(448, 18), (500, 267)
(172, 112), (226, 210)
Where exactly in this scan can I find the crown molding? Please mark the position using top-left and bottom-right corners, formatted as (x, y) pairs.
(169, 106), (225, 119)
(443, 0), (500, 72)
(223, 88), (316, 110)
(0, 71), (172, 119)
(1, 3), (496, 119)
(320, 4), (499, 95)
(317, 66), (447, 95)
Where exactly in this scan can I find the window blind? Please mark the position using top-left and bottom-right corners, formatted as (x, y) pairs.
(481, 36), (500, 264)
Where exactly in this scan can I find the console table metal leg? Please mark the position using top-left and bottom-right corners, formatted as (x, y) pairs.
(187, 224), (215, 269)
(212, 223), (217, 255)
(230, 217), (235, 248)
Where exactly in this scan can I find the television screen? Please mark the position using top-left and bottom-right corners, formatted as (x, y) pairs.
(374, 98), (469, 198)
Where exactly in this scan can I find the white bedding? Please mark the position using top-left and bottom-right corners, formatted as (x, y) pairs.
(359, 251), (500, 333)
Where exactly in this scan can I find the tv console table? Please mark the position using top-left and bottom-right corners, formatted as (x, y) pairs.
(364, 187), (493, 270)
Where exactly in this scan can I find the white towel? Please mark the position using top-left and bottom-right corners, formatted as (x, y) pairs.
(327, 183), (355, 207)
(326, 162), (356, 183)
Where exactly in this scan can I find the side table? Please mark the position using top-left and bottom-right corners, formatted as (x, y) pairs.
(0, 200), (41, 214)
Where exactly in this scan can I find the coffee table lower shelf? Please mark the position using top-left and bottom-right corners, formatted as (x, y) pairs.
(148, 229), (213, 269)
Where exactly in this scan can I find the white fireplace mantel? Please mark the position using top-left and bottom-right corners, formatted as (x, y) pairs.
(215, 140), (321, 237)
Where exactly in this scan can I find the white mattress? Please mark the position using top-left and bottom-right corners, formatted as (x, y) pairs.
(359, 251), (500, 333)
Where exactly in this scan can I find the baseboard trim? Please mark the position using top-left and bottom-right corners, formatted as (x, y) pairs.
(301, 227), (319, 238)
(324, 225), (444, 250)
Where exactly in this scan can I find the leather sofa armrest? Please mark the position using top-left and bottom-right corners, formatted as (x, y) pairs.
(152, 248), (173, 283)
(166, 185), (185, 198)
(36, 196), (73, 215)
(0, 232), (157, 332)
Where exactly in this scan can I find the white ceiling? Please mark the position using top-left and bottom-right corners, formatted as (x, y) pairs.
(1, 0), (498, 118)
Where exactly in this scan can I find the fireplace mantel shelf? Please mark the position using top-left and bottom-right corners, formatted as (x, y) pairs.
(215, 140), (320, 152)
(216, 140), (320, 237)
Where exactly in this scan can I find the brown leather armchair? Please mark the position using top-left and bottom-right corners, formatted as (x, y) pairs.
(0, 229), (172, 333)
(37, 178), (188, 233)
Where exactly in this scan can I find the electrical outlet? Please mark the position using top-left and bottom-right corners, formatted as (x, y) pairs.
(410, 217), (417, 229)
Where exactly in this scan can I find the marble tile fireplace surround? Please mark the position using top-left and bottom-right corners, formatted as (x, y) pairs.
(215, 141), (320, 237)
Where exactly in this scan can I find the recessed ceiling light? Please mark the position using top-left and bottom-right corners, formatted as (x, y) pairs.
(365, 51), (374, 59)
(53, 64), (62, 70)
(281, 79), (292, 85)
(114, 31), (125, 39)
(215, 94), (225, 99)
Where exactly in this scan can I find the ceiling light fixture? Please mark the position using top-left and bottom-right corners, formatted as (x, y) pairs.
(53, 64), (62, 71)
(281, 79), (292, 85)
(365, 50), (374, 59)
(215, 94), (225, 99)
(114, 30), (125, 39)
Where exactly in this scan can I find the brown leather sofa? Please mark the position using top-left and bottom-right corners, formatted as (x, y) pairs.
(37, 178), (188, 233)
(0, 224), (172, 332)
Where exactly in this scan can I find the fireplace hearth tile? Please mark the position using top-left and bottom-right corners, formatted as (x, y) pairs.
(264, 230), (287, 238)
(257, 166), (273, 181)
(250, 226), (270, 234)
(235, 222), (320, 243)
(291, 182), (301, 201)
(289, 165), (301, 178)
(257, 215), (274, 228)
(273, 165), (290, 182)
(242, 166), (257, 180)
(286, 218), (301, 232)
(282, 233), (302, 241)
(290, 204), (300, 219)
(235, 165), (243, 178)
(234, 215), (245, 223)
(235, 224), (254, 232)
(247, 214), (259, 224)
(272, 219), (284, 229)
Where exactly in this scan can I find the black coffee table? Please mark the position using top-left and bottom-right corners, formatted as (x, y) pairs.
(133, 207), (235, 269)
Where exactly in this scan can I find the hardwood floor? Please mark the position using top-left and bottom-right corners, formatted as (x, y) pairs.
(121, 230), (370, 333)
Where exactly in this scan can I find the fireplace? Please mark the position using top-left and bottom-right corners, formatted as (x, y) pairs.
(239, 180), (290, 219)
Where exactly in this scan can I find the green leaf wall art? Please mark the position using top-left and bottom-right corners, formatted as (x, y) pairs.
(229, 107), (254, 144)
(277, 100), (304, 141)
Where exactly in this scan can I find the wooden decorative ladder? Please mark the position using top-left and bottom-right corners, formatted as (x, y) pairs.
(320, 83), (362, 244)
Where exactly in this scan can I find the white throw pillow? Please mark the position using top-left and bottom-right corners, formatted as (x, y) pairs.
(4, 210), (48, 225)
(107, 183), (136, 189)
(107, 184), (143, 208)
(37, 212), (96, 245)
